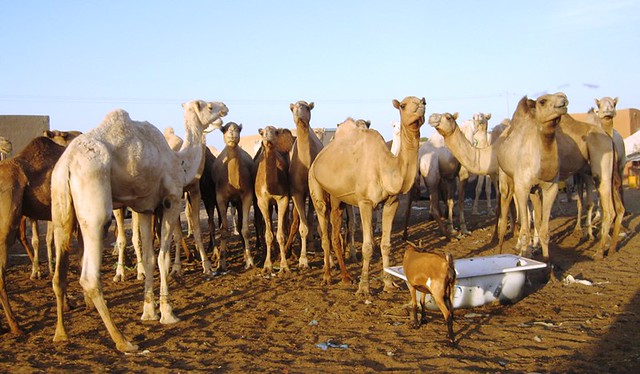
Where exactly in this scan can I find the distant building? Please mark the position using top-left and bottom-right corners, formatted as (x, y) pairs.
(0, 115), (50, 158)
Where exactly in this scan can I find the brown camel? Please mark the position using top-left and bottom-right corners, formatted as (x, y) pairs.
(430, 94), (623, 259)
(309, 96), (426, 296)
(211, 122), (256, 271)
(467, 113), (493, 216)
(287, 101), (324, 269)
(0, 130), (80, 335)
(253, 126), (295, 274)
(51, 100), (227, 352)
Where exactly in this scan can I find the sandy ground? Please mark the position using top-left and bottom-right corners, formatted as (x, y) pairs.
(1, 188), (639, 373)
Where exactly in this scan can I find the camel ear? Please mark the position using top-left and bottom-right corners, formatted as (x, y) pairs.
(392, 99), (400, 109)
(290, 103), (295, 112)
(258, 128), (264, 136)
(237, 123), (243, 132)
(365, 120), (371, 128)
(486, 113), (492, 120)
(421, 97), (426, 105)
(594, 98), (600, 107)
(614, 97), (619, 106)
(43, 130), (54, 138)
(309, 102), (315, 110)
(453, 112), (459, 120)
(220, 123), (230, 134)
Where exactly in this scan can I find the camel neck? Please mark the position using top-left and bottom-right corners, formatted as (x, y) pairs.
(537, 120), (559, 181)
(295, 120), (313, 165)
(178, 113), (206, 186)
(395, 122), (420, 193)
(444, 125), (497, 175)
(600, 117), (615, 137)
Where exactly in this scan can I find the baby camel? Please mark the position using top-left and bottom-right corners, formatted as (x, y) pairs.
(51, 100), (227, 352)
(403, 243), (456, 345)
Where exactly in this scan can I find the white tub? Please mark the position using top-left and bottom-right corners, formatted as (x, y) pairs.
(384, 254), (547, 310)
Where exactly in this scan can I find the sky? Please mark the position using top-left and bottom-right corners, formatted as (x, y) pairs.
(1, 0), (639, 150)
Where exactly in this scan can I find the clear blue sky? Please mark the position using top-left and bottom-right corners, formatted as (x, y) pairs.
(1, 1), (639, 150)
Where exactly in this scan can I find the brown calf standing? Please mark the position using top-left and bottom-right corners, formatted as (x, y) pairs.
(403, 243), (456, 345)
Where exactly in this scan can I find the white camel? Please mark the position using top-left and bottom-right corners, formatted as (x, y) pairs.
(51, 100), (228, 352)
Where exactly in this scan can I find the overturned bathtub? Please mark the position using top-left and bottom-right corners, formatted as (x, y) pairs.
(384, 254), (547, 310)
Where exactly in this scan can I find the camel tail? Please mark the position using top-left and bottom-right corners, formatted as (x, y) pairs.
(51, 161), (77, 247)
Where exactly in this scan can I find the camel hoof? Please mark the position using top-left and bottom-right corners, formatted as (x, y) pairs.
(160, 314), (181, 324)
(53, 329), (68, 342)
(383, 281), (399, 293)
(117, 341), (139, 353)
(355, 285), (370, 298)
(113, 274), (124, 283)
(262, 266), (273, 275)
(136, 272), (145, 281)
(141, 311), (159, 321)
(277, 267), (291, 277)
(30, 272), (41, 281)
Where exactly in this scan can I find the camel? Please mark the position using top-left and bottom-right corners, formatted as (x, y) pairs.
(50, 100), (227, 352)
(430, 94), (623, 259)
(390, 121), (402, 156)
(569, 97), (626, 240)
(211, 122), (256, 271)
(466, 113), (493, 216)
(309, 96), (426, 296)
(253, 126), (295, 274)
(0, 130), (80, 335)
(287, 101), (324, 269)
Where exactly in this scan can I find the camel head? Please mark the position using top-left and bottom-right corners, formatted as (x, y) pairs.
(0, 136), (12, 155)
(472, 113), (491, 134)
(393, 97), (426, 134)
(313, 128), (326, 142)
(259, 126), (295, 154)
(221, 122), (242, 147)
(182, 100), (229, 133)
(532, 92), (568, 126)
(355, 119), (371, 129)
(290, 101), (314, 128)
(594, 96), (618, 120)
(428, 112), (459, 137)
(43, 130), (82, 147)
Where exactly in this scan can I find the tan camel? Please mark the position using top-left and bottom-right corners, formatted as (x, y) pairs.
(0, 130), (80, 335)
(467, 113), (493, 215)
(211, 122), (256, 271)
(309, 96), (426, 296)
(51, 100), (227, 352)
(254, 126), (295, 274)
(430, 94), (623, 259)
(287, 101), (324, 269)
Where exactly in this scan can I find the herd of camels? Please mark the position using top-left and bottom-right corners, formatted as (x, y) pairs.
(0, 94), (626, 352)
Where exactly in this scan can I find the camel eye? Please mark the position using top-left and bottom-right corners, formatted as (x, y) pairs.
(539, 99), (546, 106)
(400, 103), (406, 109)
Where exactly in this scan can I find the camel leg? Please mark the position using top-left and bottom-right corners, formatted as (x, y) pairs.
(356, 201), (374, 297)
(170, 223), (185, 278)
(135, 213), (159, 322)
(445, 179), (457, 235)
(129, 213), (145, 280)
(17, 217), (35, 267)
(329, 198), (352, 285)
(291, 193), (311, 270)
(156, 196), (181, 324)
(240, 194), (255, 269)
(276, 196), (291, 275)
(112, 208), (128, 282)
(497, 172), (514, 253)
(539, 183), (559, 262)
(425, 177), (450, 238)
(345, 206), (357, 261)
(583, 177), (595, 241)
(186, 187), (213, 274)
(0, 234), (22, 335)
(472, 176), (482, 215)
(381, 197), (399, 292)
(45, 221), (54, 275)
(403, 177), (419, 241)
(29, 219), (43, 280)
(457, 175), (470, 235)
(309, 179), (332, 285)
(484, 175), (493, 212)
(184, 192), (194, 238)
(514, 184), (531, 257)
(76, 198), (137, 352)
(258, 198), (275, 274)
(214, 196), (229, 272)
(572, 174), (586, 239)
